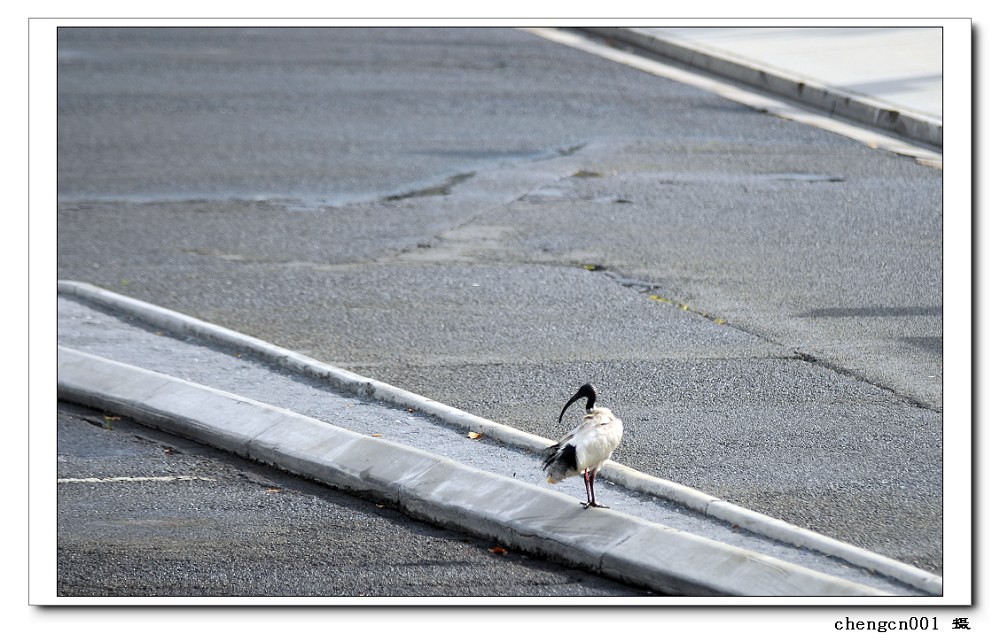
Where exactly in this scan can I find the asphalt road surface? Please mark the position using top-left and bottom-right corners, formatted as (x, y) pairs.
(56, 27), (943, 579)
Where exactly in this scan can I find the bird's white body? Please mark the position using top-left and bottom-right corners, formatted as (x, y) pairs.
(546, 407), (623, 483)
(543, 383), (623, 508)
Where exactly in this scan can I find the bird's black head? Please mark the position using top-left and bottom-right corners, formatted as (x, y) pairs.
(558, 383), (597, 423)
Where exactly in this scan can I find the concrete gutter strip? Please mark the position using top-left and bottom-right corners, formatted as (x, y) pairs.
(56, 280), (943, 596)
(56, 281), (553, 454)
(602, 464), (943, 596)
(578, 27), (942, 150)
(57, 346), (889, 597)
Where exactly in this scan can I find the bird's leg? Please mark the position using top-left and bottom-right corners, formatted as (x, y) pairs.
(587, 471), (609, 509)
(580, 470), (594, 507)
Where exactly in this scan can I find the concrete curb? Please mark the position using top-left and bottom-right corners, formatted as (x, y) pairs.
(57, 280), (943, 596)
(58, 345), (892, 597)
(578, 27), (942, 150)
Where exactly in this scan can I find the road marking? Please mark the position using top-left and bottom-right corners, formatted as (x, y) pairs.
(58, 476), (216, 483)
(523, 28), (942, 168)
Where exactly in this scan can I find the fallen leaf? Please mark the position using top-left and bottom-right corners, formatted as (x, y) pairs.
(266, 488), (282, 494)
(489, 545), (508, 555)
(468, 432), (483, 440)
(163, 447), (176, 456)
(371, 433), (383, 438)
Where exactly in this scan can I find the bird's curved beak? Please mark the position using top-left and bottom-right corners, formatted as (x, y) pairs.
(558, 384), (596, 422)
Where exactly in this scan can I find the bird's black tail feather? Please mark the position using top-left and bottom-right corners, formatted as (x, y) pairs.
(543, 443), (578, 483)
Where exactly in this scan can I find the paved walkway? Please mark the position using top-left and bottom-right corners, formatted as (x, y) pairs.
(583, 26), (945, 150)
(638, 27), (941, 119)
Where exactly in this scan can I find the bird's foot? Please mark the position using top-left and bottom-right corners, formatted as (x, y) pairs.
(582, 502), (610, 509)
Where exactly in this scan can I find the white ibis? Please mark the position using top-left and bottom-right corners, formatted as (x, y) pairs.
(542, 383), (624, 509)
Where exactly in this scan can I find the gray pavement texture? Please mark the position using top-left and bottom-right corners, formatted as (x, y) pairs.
(53, 27), (946, 598)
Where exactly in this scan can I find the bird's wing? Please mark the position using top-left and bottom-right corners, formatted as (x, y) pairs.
(564, 413), (608, 444)
(556, 409), (617, 448)
(554, 422), (584, 446)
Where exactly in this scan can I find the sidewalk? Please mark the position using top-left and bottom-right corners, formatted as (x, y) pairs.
(581, 26), (943, 149)
(56, 281), (943, 598)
